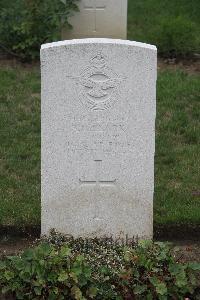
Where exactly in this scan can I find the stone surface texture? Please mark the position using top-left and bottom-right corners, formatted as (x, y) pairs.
(62, 0), (128, 39)
(41, 38), (157, 240)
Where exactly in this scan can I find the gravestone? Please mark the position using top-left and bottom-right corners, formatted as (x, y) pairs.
(62, 0), (128, 39)
(41, 38), (157, 240)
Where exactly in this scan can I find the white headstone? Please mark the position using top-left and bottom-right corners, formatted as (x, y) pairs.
(41, 39), (157, 240)
(62, 0), (128, 39)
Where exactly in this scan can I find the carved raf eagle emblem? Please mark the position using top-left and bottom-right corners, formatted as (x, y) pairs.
(77, 53), (122, 111)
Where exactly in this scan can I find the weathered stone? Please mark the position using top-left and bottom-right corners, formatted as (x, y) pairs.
(62, 0), (128, 39)
(41, 38), (157, 240)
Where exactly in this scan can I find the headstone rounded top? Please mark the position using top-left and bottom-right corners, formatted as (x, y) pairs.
(41, 38), (157, 52)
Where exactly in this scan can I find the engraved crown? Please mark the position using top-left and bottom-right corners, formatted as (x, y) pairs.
(90, 53), (106, 68)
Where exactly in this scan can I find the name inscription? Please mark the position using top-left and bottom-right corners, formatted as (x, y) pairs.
(66, 125), (132, 155)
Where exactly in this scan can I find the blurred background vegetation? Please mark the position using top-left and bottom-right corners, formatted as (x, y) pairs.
(0, 0), (199, 60)
(0, 0), (78, 60)
(128, 0), (200, 58)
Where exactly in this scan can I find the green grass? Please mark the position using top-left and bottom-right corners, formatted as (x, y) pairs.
(0, 66), (40, 226)
(128, 0), (200, 55)
(155, 70), (200, 226)
(0, 66), (199, 227)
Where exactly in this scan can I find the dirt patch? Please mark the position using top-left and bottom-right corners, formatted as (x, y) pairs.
(158, 57), (200, 74)
(0, 238), (35, 257)
(0, 226), (39, 257)
(0, 54), (39, 70)
(154, 224), (200, 241)
(172, 240), (200, 263)
(0, 225), (40, 240)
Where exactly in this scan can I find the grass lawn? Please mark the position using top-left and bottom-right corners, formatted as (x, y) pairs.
(0, 64), (199, 228)
(0, 66), (41, 226)
(155, 69), (200, 226)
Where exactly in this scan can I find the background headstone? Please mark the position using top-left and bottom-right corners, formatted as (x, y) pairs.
(41, 38), (157, 240)
(62, 0), (128, 39)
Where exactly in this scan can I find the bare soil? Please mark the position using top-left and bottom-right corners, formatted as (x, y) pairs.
(158, 57), (200, 74)
(0, 238), (35, 257)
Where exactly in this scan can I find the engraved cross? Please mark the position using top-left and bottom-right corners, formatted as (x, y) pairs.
(84, 0), (107, 32)
(79, 160), (116, 187)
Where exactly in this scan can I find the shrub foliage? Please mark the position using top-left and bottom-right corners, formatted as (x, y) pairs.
(154, 16), (199, 58)
(128, 0), (200, 58)
(0, 234), (200, 299)
(0, 0), (78, 60)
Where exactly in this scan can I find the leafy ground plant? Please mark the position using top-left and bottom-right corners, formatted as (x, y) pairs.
(0, 235), (200, 299)
(0, 243), (96, 300)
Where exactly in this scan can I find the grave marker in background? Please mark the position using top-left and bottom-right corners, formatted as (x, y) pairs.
(62, 0), (128, 39)
(41, 38), (157, 240)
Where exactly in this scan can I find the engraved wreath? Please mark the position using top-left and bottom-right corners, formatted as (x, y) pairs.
(77, 53), (123, 111)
